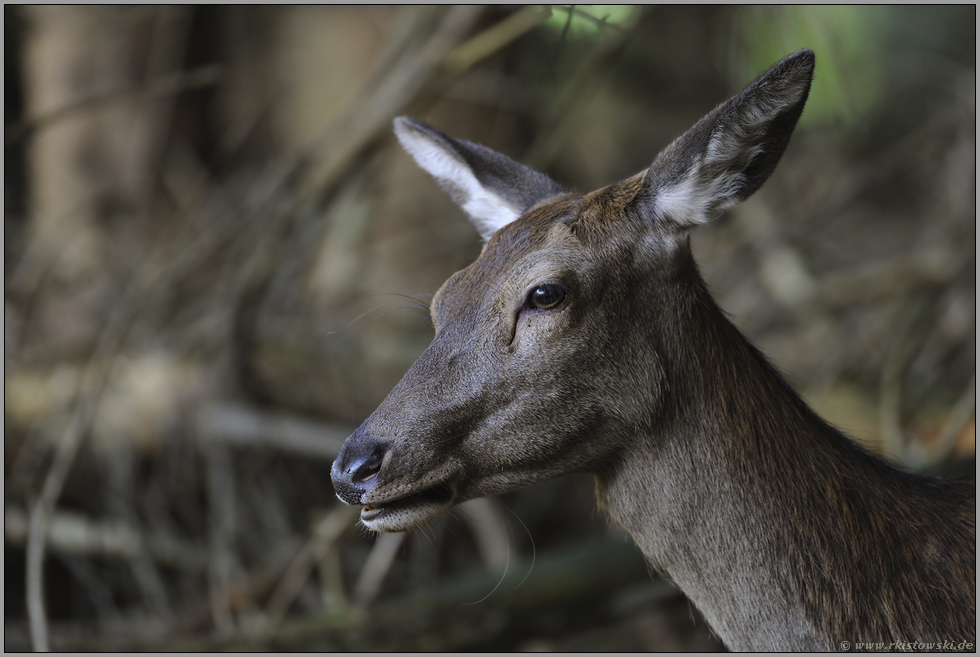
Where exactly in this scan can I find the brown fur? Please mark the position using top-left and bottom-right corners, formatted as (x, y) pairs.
(332, 50), (976, 650)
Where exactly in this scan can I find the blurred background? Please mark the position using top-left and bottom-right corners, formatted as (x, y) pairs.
(4, 5), (975, 651)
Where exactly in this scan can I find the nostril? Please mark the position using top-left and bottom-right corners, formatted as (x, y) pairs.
(332, 438), (388, 505)
(351, 449), (384, 484)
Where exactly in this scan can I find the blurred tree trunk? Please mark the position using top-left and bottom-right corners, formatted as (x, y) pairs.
(18, 6), (189, 357)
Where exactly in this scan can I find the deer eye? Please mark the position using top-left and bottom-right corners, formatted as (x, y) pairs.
(527, 284), (568, 311)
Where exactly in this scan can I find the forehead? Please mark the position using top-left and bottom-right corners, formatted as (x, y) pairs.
(478, 172), (647, 274)
(430, 197), (577, 322)
(483, 196), (579, 267)
(431, 175), (647, 321)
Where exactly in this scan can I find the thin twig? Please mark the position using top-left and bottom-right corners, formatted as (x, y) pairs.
(352, 532), (406, 609)
(27, 398), (105, 652)
(444, 6), (552, 73)
(56, 554), (121, 627)
(551, 5), (630, 35)
(132, 5), (196, 208)
(260, 505), (360, 633)
(877, 300), (932, 463)
(295, 5), (484, 202)
(523, 10), (637, 170)
(6, 506), (207, 569)
(168, 538), (658, 652)
(106, 447), (173, 620)
(905, 375), (976, 472)
(195, 402), (349, 460)
(458, 499), (510, 573)
(205, 444), (237, 632)
(23, 93), (248, 653)
(5, 64), (222, 146)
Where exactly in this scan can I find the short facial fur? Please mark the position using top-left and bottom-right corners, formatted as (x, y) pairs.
(330, 49), (975, 650)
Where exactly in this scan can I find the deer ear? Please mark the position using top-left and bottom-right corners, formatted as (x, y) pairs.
(642, 49), (814, 231)
(394, 117), (566, 241)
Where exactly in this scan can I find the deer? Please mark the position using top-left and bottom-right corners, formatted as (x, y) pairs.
(330, 49), (976, 651)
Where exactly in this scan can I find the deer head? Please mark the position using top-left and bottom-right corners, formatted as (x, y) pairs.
(331, 49), (815, 533)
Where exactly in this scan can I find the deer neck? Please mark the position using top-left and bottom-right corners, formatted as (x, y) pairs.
(594, 262), (843, 651)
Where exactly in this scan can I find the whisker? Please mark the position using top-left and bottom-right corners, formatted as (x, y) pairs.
(462, 500), (511, 606)
(462, 547), (509, 606)
(326, 291), (432, 335)
(322, 296), (403, 335)
(392, 292), (434, 311)
(497, 500), (535, 589)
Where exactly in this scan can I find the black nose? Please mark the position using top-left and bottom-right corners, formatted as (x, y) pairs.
(331, 433), (387, 505)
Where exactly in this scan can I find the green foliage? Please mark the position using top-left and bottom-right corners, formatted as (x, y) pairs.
(731, 6), (890, 125)
(545, 5), (641, 37)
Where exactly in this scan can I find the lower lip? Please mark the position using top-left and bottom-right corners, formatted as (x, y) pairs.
(361, 505), (383, 521)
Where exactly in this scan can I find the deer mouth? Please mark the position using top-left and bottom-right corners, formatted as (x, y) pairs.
(359, 482), (456, 532)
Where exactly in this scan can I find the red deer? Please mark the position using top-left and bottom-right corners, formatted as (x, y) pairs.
(331, 50), (976, 651)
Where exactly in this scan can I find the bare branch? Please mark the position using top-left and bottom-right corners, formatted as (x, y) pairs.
(5, 65), (222, 146)
(195, 402), (348, 460)
(905, 375), (977, 472)
(205, 444), (237, 632)
(6, 506), (207, 570)
(260, 505), (360, 633)
(352, 532), (406, 609)
(296, 5), (485, 201)
(458, 499), (510, 573)
(444, 6), (553, 73)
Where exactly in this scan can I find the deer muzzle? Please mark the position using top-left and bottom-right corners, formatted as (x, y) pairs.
(331, 416), (464, 532)
(331, 432), (387, 505)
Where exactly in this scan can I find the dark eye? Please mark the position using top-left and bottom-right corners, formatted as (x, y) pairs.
(528, 284), (568, 310)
